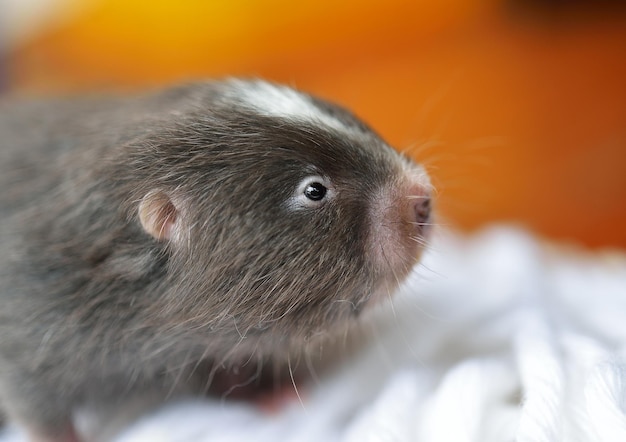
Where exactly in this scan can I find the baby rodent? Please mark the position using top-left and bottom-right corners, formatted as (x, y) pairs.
(0, 79), (432, 441)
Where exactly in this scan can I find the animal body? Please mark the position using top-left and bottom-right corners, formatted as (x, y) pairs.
(0, 79), (432, 441)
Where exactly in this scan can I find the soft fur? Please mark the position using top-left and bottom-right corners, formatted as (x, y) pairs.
(0, 80), (431, 440)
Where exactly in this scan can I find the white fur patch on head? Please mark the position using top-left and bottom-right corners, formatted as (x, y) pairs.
(225, 79), (359, 136)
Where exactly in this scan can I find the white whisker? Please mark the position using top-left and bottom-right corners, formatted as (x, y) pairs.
(288, 355), (307, 413)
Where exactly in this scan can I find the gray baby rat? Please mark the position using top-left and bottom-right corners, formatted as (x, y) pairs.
(0, 79), (432, 441)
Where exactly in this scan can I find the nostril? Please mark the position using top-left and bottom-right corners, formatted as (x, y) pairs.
(414, 197), (431, 225)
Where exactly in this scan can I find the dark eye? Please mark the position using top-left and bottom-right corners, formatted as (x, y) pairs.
(289, 175), (333, 210)
(304, 182), (327, 201)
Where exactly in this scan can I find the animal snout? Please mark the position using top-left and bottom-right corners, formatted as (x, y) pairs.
(404, 182), (432, 233)
(413, 195), (431, 225)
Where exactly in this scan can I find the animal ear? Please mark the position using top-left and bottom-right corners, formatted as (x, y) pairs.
(138, 190), (180, 241)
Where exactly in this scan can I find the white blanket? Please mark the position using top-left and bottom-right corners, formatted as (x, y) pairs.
(2, 226), (625, 441)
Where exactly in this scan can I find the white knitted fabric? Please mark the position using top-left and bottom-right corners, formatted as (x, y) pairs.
(2, 226), (625, 441)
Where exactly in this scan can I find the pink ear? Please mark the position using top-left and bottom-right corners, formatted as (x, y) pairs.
(138, 190), (178, 241)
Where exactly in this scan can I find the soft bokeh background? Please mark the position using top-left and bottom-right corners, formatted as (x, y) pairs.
(1, 0), (625, 249)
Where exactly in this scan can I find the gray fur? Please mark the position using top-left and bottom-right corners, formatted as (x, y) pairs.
(0, 79), (429, 440)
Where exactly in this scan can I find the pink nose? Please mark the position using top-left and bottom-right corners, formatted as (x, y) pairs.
(413, 195), (431, 225)
(406, 183), (432, 232)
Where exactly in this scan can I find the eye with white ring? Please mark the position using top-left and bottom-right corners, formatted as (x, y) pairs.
(289, 175), (334, 209)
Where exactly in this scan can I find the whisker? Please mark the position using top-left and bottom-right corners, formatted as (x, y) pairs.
(407, 221), (446, 227)
(379, 244), (404, 320)
(414, 260), (446, 281)
(409, 237), (430, 250)
(288, 354), (307, 413)
(219, 372), (258, 405)
(304, 350), (321, 386)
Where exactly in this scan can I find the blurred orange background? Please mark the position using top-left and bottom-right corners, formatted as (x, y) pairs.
(3, 0), (626, 249)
